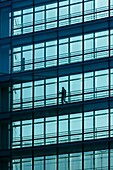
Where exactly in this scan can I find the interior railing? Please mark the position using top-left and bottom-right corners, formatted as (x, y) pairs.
(12, 125), (112, 147)
(12, 45), (110, 72)
(13, 5), (111, 35)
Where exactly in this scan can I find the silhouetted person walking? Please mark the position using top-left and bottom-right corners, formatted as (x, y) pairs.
(21, 57), (25, 71)
(61, 87), (67, 104)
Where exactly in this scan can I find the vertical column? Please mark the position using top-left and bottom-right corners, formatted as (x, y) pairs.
(0, 7), (10, 38)
(0, 84), (9, 170)
(0, 86), (9, 112)
(0, 160), (8, 170)
(0, 122), (9, 170)
(0, 45), (10, 75)
(0, 123), (9, 150)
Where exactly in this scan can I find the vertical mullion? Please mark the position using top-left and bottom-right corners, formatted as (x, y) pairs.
(45, 5), (46, 30)
(108, 0), (111, 169)
(32, 0), (35, 170)
(21, 46), (23, 72)
(44, 119), (46, 170)
(10, 0), (13, 169)
(11, 16), (13, 75)
(82, 0), (85, 169)
(69, 0), (70, 26)
(20, 120), (22, 170)
(44, 116), (46, 146)
(20, 121), (22, 148)
(93, 111), (95, 169)
(21, 79), (22, 110)
(32, 117), (34, 170)
(93, 0), (95, 20)
(68, 0), (70, 149)
(10, 115), (13, 170)
(69, 37), (71, 65)
(57, 1), (59, 170)
(68, 36), (70, 64)
(68, 75), (70, 104)
(68, 115), (70, 170)
(21, 47), (23, 110)
(44, 79), (46, 107)
(44, 42), (46, 69)
(20, 158), (22, 170)
(22, 10), (23, 35)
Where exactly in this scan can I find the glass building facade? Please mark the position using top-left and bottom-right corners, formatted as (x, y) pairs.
(0, 0), (113, 169)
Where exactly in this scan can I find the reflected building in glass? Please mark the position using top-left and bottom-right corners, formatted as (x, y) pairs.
(0, 0), (113, 169)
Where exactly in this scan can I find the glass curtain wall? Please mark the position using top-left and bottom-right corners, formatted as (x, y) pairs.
(10, 68), (110, 111)
(11, 149), (110, 170)
(11, 0), (110, 36)
(11, 108), (112, 148)
(11, 29), (110, 73)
